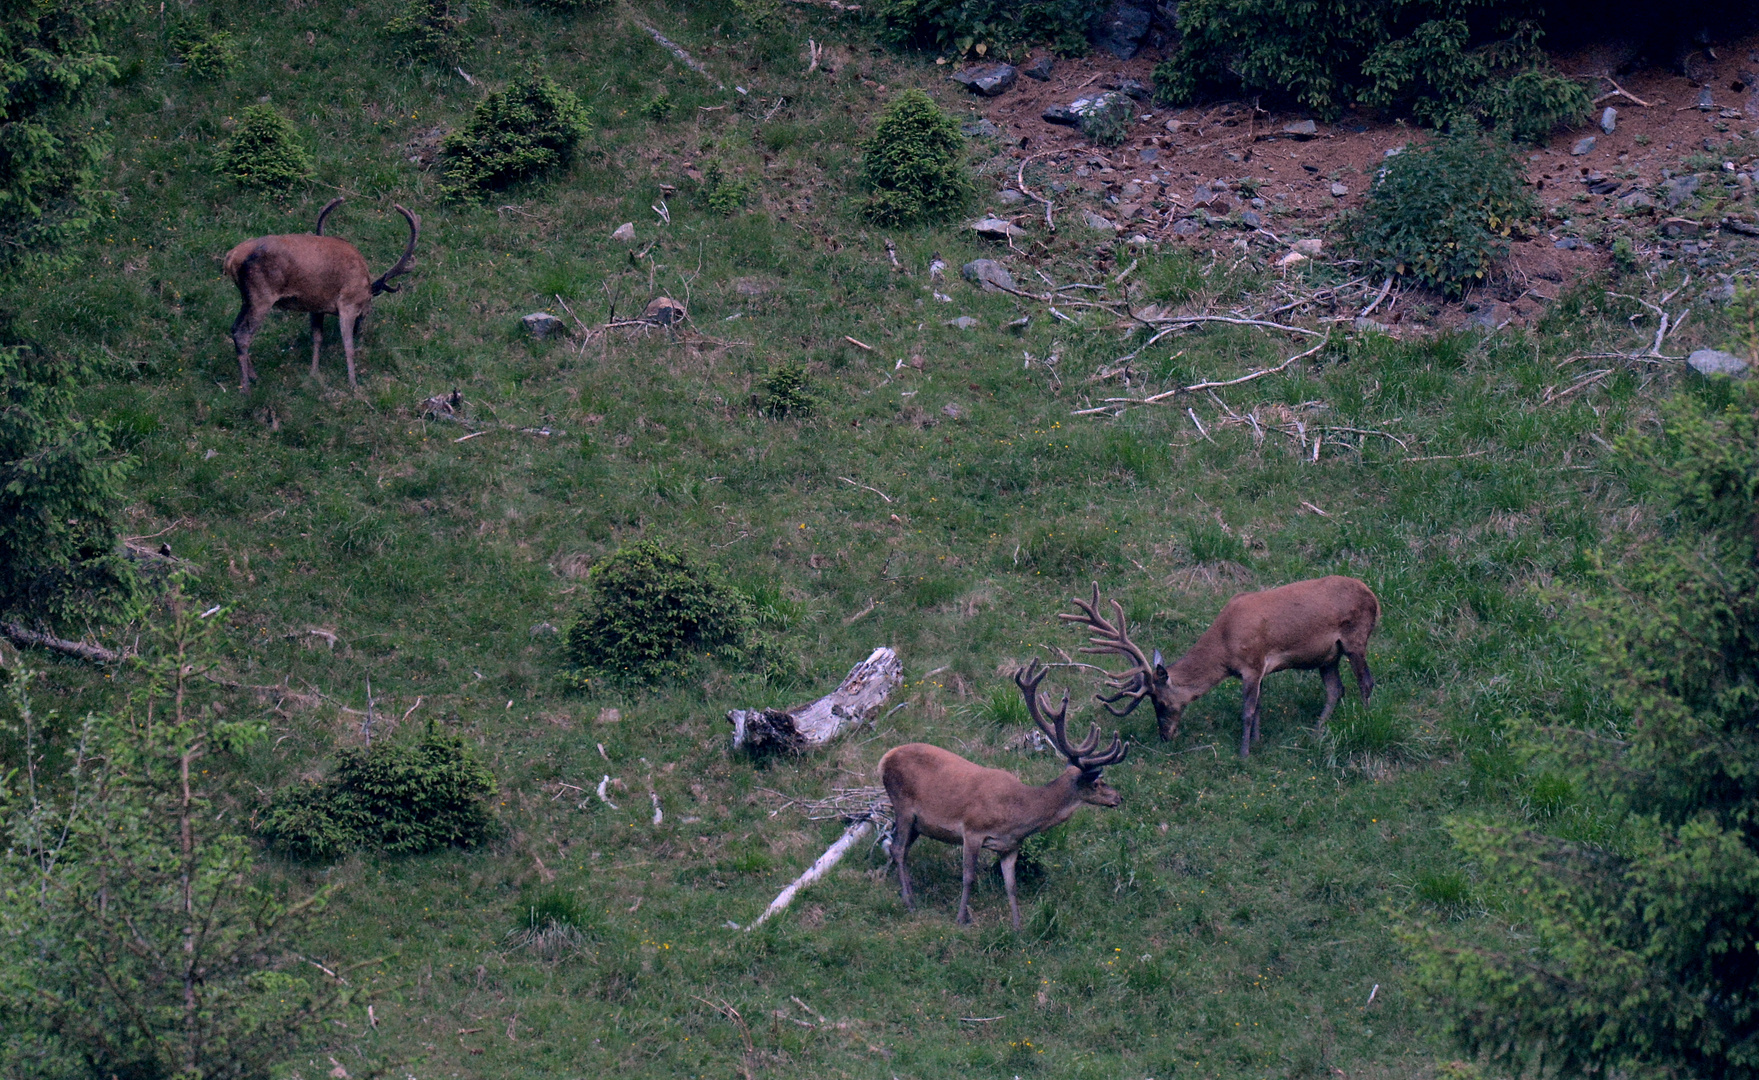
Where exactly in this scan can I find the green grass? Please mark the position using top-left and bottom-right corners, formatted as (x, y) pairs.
(6, 0), (1742, 1076)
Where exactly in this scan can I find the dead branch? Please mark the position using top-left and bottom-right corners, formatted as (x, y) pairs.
(1593, 77), (1652, 107)
(1089, 334), (1332, 413)
(1, 622), (122, 664)
(1015, 149), (1069, 232)
(838, 476), (893, 502)
(746, 819), (875, 929)
(633, 21), (722, 89)
(728, 647), (903, 752)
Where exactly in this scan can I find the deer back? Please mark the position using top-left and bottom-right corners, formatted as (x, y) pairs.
(1205, 575), (1379, 674)
(880, 743), (1098, 849)
(223, 234), (373, 310)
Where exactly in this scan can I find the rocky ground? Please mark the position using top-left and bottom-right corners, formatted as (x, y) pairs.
(939, 36), (1759, 336)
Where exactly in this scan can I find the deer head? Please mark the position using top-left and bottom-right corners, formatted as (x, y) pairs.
(1058, 583), (1189, 739)
(1015, 659), (1127, 806)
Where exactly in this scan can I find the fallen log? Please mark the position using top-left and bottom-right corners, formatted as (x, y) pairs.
(1, 622), (122, 664)
(746, 819), (873, 929)
(728, 646), (902, 753)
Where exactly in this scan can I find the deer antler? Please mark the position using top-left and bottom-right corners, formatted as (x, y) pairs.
(370, 204), (420, 295)
(1058, 582), (1159, 718)
(1015, 660), (1127, 772)
(313, 197), (345, 236)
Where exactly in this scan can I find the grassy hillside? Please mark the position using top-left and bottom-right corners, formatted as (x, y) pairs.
(6, 1), (1745, 1077)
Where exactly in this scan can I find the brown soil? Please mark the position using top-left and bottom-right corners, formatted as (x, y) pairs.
(946, 37), (1759, 334)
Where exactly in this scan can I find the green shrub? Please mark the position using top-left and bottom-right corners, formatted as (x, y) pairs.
(859, 88), (972, 227)
(1079, 94), (1134, 148)
(171, 25), (240, 78)
(508, 892), (594, 957)
(562, 539), (761, 687)
(440, 69), (591, 200)
(384, 0), (469, 63)
(761, 361), (817, 417)
(1479, 69), (1592, 142)
(641, 92), (676, 123)
(870, 0), (1090, 57)
(1348, 134), (1536, 297)
(261, 723), (497, 860)
(961, 685), (1030, 728)
(700, 160), (755, 216)
(214, 105), (313, 193)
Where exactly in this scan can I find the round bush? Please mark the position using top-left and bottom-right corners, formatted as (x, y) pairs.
(562, 540), (759, 687)
(1347, 134), (1536, 297)
(859, 89), (972, 227)
(214, 105), (312, 193)
(440, 69), (591, 200)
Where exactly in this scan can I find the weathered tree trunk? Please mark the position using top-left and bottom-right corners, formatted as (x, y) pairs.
(1, 622), (121, 664)
(728, 646), (902, 752)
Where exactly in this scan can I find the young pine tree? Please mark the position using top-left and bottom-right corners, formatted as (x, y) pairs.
(859, 89), (971, 227)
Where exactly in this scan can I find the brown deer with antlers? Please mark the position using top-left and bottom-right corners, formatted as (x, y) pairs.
(878, 660), (1128, 928)
(1061, 577), (1380, 758)
(223, 198), (419, 389)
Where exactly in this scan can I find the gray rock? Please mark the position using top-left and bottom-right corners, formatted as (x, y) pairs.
(961, 258), (1016, 292)
(530, 622), (558, 637)
(1571, 136), (1596, 156)
(1663, 174), (1701, 208)
(973, 215), (1024, 240)
(641, 296), (687, 325)
(1042, 104), (1081, 126)
(1125, 233), (1152, 248)
(1092, 0), (1152, 59)
(1022, 55), (1055, 81)
(950, 64), (1018, 97)
(1463, 301), (1513, 331)
(1139, 146), (1160, 164)
(1697, 85), (1716, 110)
(1330, 182), (1349, 197)
(1709, 275), (1737, 303)
(1687, 348), (1749, 376)
(1283, 119), (1318, 138)
(1619, 189), (1656, 212)
(1292, 238), (1323, 256)
(960, 118), (1000, 138)
(1554, 238), (1590, 250)
(1240, 210), (1263, 228)
(1600, 106), (1618, 134)
(997, 188), (1026, 205)
(1083, 209), (1121, 232)
(1171, 218), (1202, 237)
(1353, 317), (1390, 333)
(1110, 78), (1152, 101)
(522, 312), (565, 338)
(940, 402), (965, 419)
(1384, 147), (1404, 158)
(611, 222), (636, 242)
(1121, 181), (1143, 200)
(1662, 217), (1703, 239)
(1724, 218), (1759, 237)
(947, 316), (980, 330)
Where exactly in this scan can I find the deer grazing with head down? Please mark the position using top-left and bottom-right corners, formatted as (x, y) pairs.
(1061, 577), (1380, 758)
(222, 198), (419, 389)
(879, 660), (1128, 928)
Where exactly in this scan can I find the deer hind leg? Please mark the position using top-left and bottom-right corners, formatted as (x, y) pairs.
(338, 304), (363, 386)
(892, 818), (918, 911)
(1318, 661), (1345, 725)
(1347, 649), (1375, 703)
(308, 313), (325, 376)
(1000, 849), (1021, 931)
(956, 836), (981, 925)
(1239, 671), (1264, 757)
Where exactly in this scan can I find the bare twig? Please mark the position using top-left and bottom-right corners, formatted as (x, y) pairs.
(1187, 408), (1214, 443)
(633, 21), (722, 89)
(746, 819), (875, 929)
(1359, 276), (1394, 318)
(844, 335), (874, 351)
(1593, 77), (1651, 107)
(838, 476), (894, 502)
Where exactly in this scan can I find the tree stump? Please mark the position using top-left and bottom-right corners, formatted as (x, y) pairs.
(727, 646), (902, 752)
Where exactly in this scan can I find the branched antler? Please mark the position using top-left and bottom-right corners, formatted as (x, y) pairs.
(1058, 582), (1161, 718)
(1015, 659), (1127, 771)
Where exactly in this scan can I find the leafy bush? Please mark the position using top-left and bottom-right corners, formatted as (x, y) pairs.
(384, 0), (470, 63)
(859, 88), (972, 226)
(562, 539), (761, 687)
(1153, 0), (1587, 139)
(440, 69), (591, 200)
(870, 0), (1090, 57)
(700, 160), (755, 216)
(0, 348), (141, 628)
(1079, 94), (1134, 148)
(214, 104), (313, 193)
(261, 723), (497, 860)
(171, 25), (240, 78)
(641, 92), (676, 123)
(1347, 134), (1536, 297)
(761, 361), (818, 417)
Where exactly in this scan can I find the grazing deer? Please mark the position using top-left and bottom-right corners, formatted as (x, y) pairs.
(223, 198), (419, 389)
(879, 660), (1127, 928)
(1061, 577), (1380, 758)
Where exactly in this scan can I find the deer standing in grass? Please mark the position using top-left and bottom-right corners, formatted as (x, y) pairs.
(879, 660), (1128, 928)
(223, 198), (419, 389)
(1062, 577), (1380, 758)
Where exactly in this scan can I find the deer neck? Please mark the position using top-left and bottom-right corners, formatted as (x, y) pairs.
(1168, 631), (1233, 700)
(1022, 767), (1090, 835)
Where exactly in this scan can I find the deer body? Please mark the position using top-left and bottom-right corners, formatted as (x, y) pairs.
(1064, 576), (1380, 758)
(880, 663), (1126, 928)
(223, 199), (418, 389)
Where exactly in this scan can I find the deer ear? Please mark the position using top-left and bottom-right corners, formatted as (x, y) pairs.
(1151, 649), (1164, 671)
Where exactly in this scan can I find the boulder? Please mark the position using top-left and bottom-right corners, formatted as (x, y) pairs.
(1687, 349), (1749, 376)
(1092, 0), (1152, 59)
(1618, 190), (1656, 213)
(1171, 218), (1202, 237)
(946, 316), (980, 329)
(997, 188), (1026, 205)
(1082, 209), (1121, 232)
(949, 63), (1018, 97)
(1600, 106), (1618, 134)
(961, 259), (1017, 292)
(1109, 78), (1152, 101)
(1661, 217), (1702, 239)
(522, 312), (565, 338)
(1329, 182), (1349, 197)
(641, 296), (687, 325)
(1042, 104), (1081, 126)
(960, 118), (1001, 138)
(1022, 55), (1055, 81)
(1282, 119), (1318, 138)
(1463, 301), (1513, 331)
(1662, 174), (1701, 208)
(1570, 136), (1596, 156)
(1292, 238), (1324, 256)
(611, 222), (636, 242)
(972, 216), (1025, 241)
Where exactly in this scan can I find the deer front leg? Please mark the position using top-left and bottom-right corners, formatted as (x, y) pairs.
(1000, 849), (1021, 931)
(230, 300), (271, 389)
(309, 313), (324, 376)
(1239, 671), (1263, 757)
(338, 304), (362, 386)
(892, 819), (917, 911)
(956, 836), (981, 925)
(1347, 649), (1374, 703)
(1318, 661), (1344, 725)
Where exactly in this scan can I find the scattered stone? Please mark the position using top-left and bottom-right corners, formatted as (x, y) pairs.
(641, 296), (687, 325)
(1042, 104), (1081, 126)
(596, 707), (622, 725)
(1709, 275), (1738, 303)
(947, 316), (980, 329)
(997, 188), (1026, 205)
(1662, 174), (1701, 208)
(1139, 146), (1160, 164)
(1619, 189), (1656, 212)
(1125, 233), (1152, 248)
(1007, 315), (1031, 333)
(1383, 147), (1403, 158)
(1570, 136), (1596, 156)
(1092, 0), (1152, 59)
(1293, 238), (1324, 256)
(611, 222), (636, 242)
(1463, 301), (1513, 331)
(960, 118), (1000, 138)
(949, 63), (1018, 97)
(1724, 218), (1759, 237)
(940, 402), (965, 419)
(1121, 181), (1143, 200)
(1553, 237), (1589, 250)
(522, 312), (565, 338)
(1697, 85), (1716, 110)
(1278, 250), (1308, 268)
(1165, 118), (1188, 134)
(962, 258), (1016, 291)
(1282, 119), (1318, 138)
(1022, 55), (1055, 81)
(1600, 106), (1618, 134)
(1240, 210), (1263, 228)
(1109, 78), (1152, 100)
(972, 216), (1025, 241)
(933, 291), (952, 303)
(1587, 178), (1621, 195)
(1687, 348), (1749, 376)
(1661, 217), (1703, 239)
(1083, 209), (1121, 232)
(1171, 218), (1202, 237)
(1330, 182), (1349, 197)
(530, 622), (558, 637)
